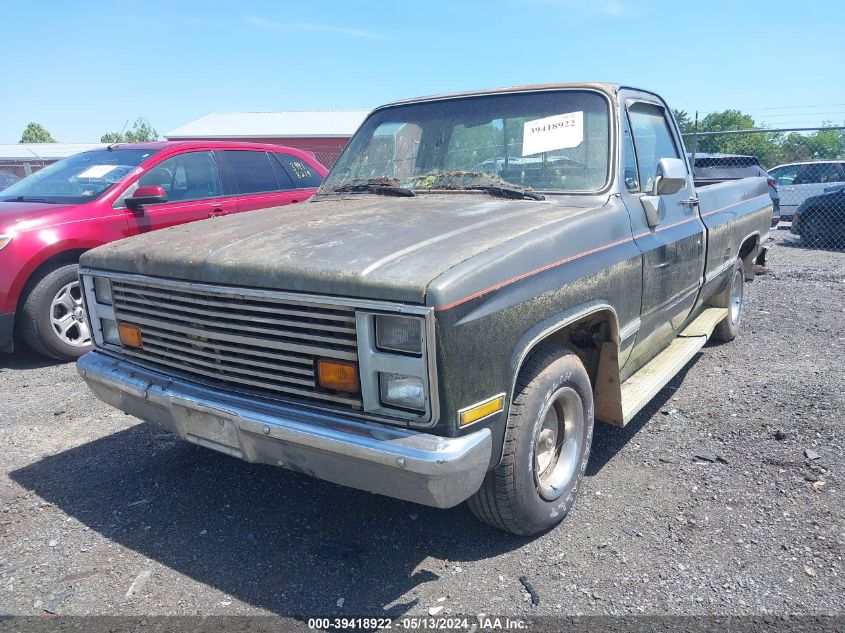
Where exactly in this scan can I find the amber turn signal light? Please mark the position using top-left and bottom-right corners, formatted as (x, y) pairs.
(316, 359), (359, 393)
(118, 323), (143, 348)
(459, 394), (505, 427)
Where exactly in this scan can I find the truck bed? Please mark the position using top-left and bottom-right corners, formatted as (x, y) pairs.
(696, 176), (773, 281)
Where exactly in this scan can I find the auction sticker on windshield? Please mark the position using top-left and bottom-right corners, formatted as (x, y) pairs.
(522, 111), (583, 156)
(76, 165), (119, 179)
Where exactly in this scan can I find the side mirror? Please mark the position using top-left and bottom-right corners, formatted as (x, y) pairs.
(653, 157), (688, 196)
(125, 185), (167, 211)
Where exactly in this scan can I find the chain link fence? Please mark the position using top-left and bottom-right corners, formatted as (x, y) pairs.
(0, 159), (52, 190)
(682, 127), (845, 250)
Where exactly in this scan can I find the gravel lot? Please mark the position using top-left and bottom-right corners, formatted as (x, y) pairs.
(1, 236), (843, 619)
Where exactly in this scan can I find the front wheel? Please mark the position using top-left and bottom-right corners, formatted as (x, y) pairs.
(18, 263), (93, 361)
(467, 344), (593, 536)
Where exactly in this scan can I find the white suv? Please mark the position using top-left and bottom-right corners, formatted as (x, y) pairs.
(769, 161), (845, 221)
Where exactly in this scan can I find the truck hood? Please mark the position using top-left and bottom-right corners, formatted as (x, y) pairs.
(81, 194), (601, 304)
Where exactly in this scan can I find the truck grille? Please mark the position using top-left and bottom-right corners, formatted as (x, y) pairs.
(109, 278), (362, 410)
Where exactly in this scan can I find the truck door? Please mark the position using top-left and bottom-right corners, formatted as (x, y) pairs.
(620, 98), (706, 365)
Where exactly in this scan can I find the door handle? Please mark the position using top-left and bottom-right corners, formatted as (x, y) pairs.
(208, 207), (227, 218)
(681, 197), (700, 207)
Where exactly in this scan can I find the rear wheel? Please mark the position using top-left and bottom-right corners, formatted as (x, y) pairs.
(467, 344), (593, 536)
(19, 263), (92, 361)
(712, 259), (744, 343)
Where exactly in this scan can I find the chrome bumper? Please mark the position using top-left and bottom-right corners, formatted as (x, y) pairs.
(77, 352), (491, 508)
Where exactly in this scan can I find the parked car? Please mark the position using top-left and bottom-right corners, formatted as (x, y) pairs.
(77, 83), (773, 535)
(690, 153), (780, 225)
(768, 160), (845, 221)
(792, 183), (845, 248)
(0, 171), (19, 191)
(0, 141), (327, 360)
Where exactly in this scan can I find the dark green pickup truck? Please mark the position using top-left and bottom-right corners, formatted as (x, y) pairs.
(77, 83), (773, 535)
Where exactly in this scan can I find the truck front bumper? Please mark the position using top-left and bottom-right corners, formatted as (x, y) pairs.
(77, 352), (491, 509)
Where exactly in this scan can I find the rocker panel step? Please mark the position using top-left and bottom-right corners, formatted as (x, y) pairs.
(619, 308), (728, 425)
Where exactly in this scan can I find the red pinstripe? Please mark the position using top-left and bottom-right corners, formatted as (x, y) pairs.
(433, 193), (770, 312)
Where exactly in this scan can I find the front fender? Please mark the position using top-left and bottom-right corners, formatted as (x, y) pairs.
(1, 236), (108, 313)
(507, 300), (620, 395)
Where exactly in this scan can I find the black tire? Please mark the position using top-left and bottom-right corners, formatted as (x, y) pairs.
(712, 258), (744, 343)
(467, 344), (594, 536)
(800, 215), (825, 248)
(18, 262), (92, 361)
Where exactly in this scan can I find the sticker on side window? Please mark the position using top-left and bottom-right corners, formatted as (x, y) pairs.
(522, 112), (584, 156)
(288, 161), (314, 180)
(76, 165), (119, 179)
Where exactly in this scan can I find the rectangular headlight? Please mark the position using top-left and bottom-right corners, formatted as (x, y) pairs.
(375, 314), (422, 355)
(379, 372), (426, 412)
(93, 276), (113, 305)
(101, 318), (120, 345)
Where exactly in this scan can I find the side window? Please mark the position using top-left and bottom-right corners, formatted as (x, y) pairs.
(273, 153), (324, 189)
(622, 127), (640, 192)
(138, 151), (221, 202)
(770, 164), (799, 186)
(224, 150), (280, 194)
(628, 103), (680, 193)
(795, 163), (842, 185)
(269, 156), (296, 190)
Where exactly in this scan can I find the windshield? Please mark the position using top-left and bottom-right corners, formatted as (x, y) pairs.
(1, 149), (158, 204)
(322, 90), (610, 194)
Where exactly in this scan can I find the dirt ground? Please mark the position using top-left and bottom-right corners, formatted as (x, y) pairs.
(1, 235), (843, 620)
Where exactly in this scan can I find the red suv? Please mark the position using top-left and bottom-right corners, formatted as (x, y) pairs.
(0, 141), (327, 360)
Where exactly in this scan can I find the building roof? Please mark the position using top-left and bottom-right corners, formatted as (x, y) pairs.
(0, 143), (104, 160)
(165, 111), (371, 140)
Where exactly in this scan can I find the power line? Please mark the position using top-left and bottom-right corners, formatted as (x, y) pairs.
(681, 126), (845, 137)
(757, 111), (845, 118)
(698, 103), (845, 114)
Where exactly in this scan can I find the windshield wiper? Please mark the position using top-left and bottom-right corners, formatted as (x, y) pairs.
(327, 179), (415, 197)
(409, 171), (544, 200)
(1, 196), (59, 203)
(468, 185), (545, 201)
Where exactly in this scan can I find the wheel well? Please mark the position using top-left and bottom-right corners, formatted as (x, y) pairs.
(515, 309), (622, 425)
(16, 249), (87, 311)
(738, 234), (759, 280)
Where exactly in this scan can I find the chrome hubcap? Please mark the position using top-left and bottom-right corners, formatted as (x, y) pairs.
(729, 269), (743, 325)
(534, 386), (584, 501)
(50, 281), (91, 347)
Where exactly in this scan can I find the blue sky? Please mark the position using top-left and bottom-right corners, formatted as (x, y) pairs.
(2, 0), (844, 143)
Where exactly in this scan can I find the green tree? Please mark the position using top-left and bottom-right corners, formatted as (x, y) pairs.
(20, 122), (56, 143)
(779, 132), (813, 163)
(671, 109), (694, 135)
(695, 109), (782, 167)
(806, 125), (845, 160)
(101, 117), (159, 143)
